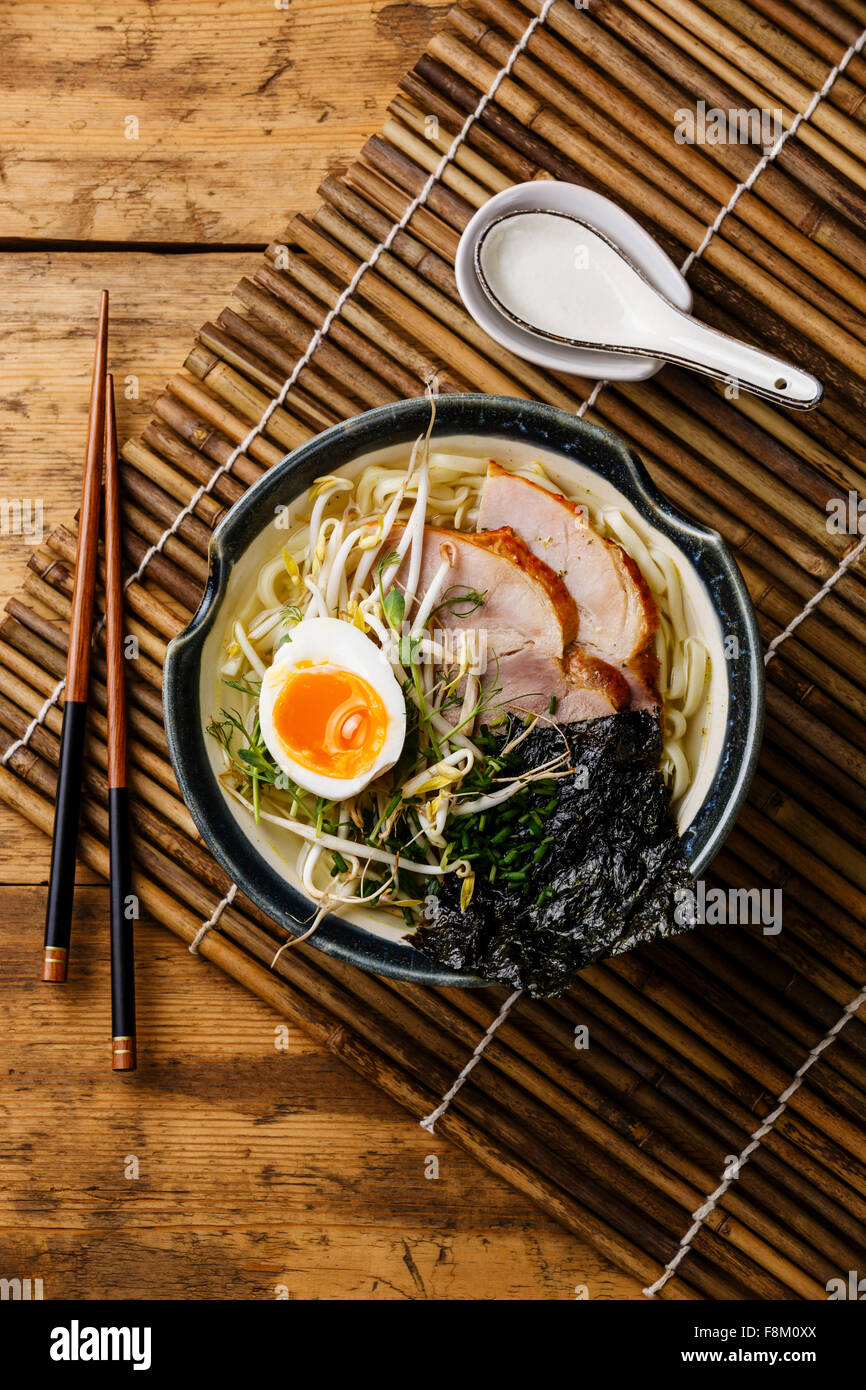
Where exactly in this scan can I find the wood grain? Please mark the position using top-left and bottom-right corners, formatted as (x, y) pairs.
(0, 252), (250, 877)
(0, 0), (451, 244)
(0, 887), (641, 1300)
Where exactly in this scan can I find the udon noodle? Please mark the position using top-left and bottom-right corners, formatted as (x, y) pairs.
(208, 433), (710, 933)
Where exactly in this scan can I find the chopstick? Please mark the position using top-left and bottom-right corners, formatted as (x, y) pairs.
(42, 290), (108, 983)
(104, 374), (136, 1071)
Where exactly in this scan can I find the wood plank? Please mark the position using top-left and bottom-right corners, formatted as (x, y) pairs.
(0, 0), (449, 243)
(0, 887), (642, 1299)
(0, 251), (253, 878)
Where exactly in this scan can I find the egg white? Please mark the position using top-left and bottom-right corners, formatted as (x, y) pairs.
(258, 616), (406, 801)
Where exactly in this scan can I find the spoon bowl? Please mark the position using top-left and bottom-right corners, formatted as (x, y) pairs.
(474, 209), (822, 410)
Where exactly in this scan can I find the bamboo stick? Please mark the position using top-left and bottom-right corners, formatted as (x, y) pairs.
(714, 843), (866, 1002)
(584, 958), (866, 1199)
(581, 0), (866, 245)
(462, 4), (866, 284)
(0, 615), (163, 728)
(317, 174), (463, 299)
(553, 972), (866, 1222)
(121, 437), (225, 528)
(226, 281), (397, 408)
(663, 931), (866, 1099)
(185, 344), (325, 444)
(347, 163), (462, 262)
(253, 257), (468, 394)
(200, 316), (362, 424)
(395, 75), (540, 182)
(119, 457), (214, 555)
(604, 950), (866, 1160)
(722, 0), (866, 95)
(691, 0), (866, 114)
(436, 15), (866, 384)
(283, 216), (554, 401)
(466, 985), (866, 1269)
(469, 0), (866, 320)
(137, 416), (246, 507)
(42, 526), (189, 639)
(397, 986), (848, 1289)
(391, 97), (514, 194)
(624, 0), (866, 184)
(296, 207), (587, 409)
(156, 387), (277, 475)
(788, 0), (863, 46)
(145, 400), (263, 489)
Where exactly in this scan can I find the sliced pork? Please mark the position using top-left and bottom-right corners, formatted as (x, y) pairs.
(395, 524), (629, 722)
(397, 524), (578, 657)
(491, 646), (628, 722)
(478, 462), (661, 708)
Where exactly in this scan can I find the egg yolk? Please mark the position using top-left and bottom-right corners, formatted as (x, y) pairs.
(272, 660), (388, 780)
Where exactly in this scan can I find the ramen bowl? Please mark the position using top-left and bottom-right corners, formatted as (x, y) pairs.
(164, 394), (764, 985)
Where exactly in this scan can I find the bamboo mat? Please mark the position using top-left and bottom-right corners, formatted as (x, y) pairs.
(5, 0), (866, 1300)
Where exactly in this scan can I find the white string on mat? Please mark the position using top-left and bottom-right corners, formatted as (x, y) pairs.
(680, 24), (866, 277)
(1, 676), (66, 768)
(189, 882), (238, 954)
(577, 20), (866, 421)
(419, 989), (522, 1134)
(643, 979), (866, 1298)
(764, 531), (866, 668)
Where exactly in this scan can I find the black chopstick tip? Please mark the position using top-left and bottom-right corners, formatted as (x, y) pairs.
(41, 946), (68, 983)
(112, 1036), (137, 1072)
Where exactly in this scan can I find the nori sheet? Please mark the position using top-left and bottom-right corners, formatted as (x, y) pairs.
(412, 710), (694, 998)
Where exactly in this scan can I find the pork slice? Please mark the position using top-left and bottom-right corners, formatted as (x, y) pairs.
(478, 462), (659, 667)
(487, 644), (630, 723)
(621, 648), (662, 712)
(396, 523), (578, 657)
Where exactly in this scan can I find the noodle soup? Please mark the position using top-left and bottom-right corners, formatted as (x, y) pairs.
(202, 431), (724, 945)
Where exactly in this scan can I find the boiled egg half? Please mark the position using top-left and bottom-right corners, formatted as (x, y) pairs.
(258, 616), (406, 800)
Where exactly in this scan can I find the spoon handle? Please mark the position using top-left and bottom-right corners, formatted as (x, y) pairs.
(649, 311), (822, 409)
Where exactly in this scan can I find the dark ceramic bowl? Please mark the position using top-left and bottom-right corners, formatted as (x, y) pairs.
(164, 394), (764, 985)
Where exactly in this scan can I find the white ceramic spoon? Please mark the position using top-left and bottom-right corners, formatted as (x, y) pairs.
(475, 210), (823, 410)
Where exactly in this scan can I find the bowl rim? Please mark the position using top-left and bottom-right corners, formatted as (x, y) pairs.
(164, 393), (765, 986)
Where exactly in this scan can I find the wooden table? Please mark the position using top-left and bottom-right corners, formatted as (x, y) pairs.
(0, 0), (641, 1300)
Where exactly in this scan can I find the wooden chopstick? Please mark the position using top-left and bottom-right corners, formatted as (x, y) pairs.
(104, 373), (136, 1071)
(42, 290), (108, 983)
